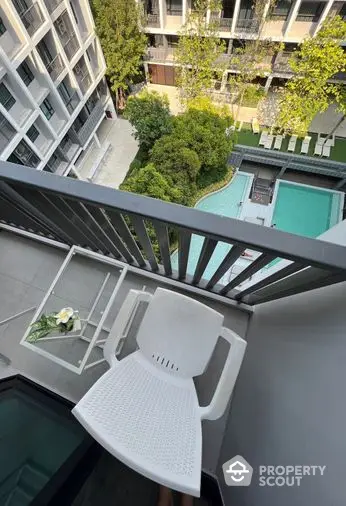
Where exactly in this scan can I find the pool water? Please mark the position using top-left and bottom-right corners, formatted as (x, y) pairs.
(171, 173), (251, 279)
(272, 182), (341, 238)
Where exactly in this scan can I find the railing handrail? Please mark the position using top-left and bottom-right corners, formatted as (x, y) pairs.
(0, 161), (345, 272)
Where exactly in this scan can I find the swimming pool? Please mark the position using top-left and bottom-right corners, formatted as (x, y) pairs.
(272, 181), (342, 237)
(171, 172), (251, 279)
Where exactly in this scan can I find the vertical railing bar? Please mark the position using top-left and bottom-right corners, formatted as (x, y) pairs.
(206, 244), (246, 290)
(220, 252), (276, 295)
(152, 220), (172, 276)
(85, 205), (134, 263)
(178, 229), (192, 280)
(235, 262), (306, 300)
(130, 216), (159, 272)
(192, 238), (218, 285)
(105, 209), (146, 267)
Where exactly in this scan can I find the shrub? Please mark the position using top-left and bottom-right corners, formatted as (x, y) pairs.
(124, 90), (173, 149)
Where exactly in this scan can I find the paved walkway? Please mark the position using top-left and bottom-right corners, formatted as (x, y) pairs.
(77, 118), (139, 189)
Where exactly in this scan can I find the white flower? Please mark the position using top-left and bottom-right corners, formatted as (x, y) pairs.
(56, 307), (74, 324)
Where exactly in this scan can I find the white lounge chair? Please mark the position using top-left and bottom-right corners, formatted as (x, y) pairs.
(273, 135), (283, 150)
(259, 131), (268, 146)
(72, 288), (247, 497)
(288, 135), (297, 152)
(252, 117), (260, 134)
(314, 143), (322, 156)
(322, 144), (331, 157)
(265, 134), (274, 149)
(301, 136), (311, 154)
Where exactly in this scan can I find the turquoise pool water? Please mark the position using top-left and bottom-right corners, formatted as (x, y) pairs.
(171, 173), (251, 279)
(272, 182), (341, 238)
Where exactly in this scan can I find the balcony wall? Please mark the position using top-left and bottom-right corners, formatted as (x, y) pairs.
(71, 102), (104, 146)
(18, 2), (44, 36)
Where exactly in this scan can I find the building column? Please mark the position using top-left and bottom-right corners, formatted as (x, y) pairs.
(283, 0), (302, 39)
(227, 39), (233, 54)
(220, 71), (228, 92)
(313, 0), (334, 35)
(264, 75), (273, 93)
(231, 0), (241, 35)
(159, 0), (165, 29)
(182, 0), (187, 24)
(94, 133), (101, 148)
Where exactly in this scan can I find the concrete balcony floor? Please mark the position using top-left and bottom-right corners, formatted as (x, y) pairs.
(0, 229), (250, 481)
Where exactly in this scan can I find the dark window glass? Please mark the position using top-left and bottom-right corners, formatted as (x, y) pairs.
(18, 61), (34, 86)
(27, 125), (39, 142)
(58, 82), (71, 103)
(40, 98), (54, 120)
(0, 17), (7, 36)
(8, 140), (40, 168)
(297, 1), (324, 21)
(0, 83), (15, 110)
(271, 0), (293, 19)
(37, 40), (53, 67)
(69, 2), (78, 24)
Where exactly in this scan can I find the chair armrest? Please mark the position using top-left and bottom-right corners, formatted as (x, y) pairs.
(103, 289), (152, 366)
(199, 327), (247, 421)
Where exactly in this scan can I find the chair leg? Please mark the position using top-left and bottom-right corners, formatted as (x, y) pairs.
(158, 486), (173, 506)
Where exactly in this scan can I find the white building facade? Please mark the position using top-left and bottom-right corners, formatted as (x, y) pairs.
(142, 0), (346, 91)
(0, 0), (116, 178)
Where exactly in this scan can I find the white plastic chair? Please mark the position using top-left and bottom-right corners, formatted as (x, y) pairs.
(314, 142), (322, 156)
(264, 134), (274, 149)
(273, 135), (283, 150)
(259, 131), (268, 146)
(301, 136), (311, 154)
(72, 288), (247, 497)
(288, 135), (297, 152)
(322, 144), (331, 157)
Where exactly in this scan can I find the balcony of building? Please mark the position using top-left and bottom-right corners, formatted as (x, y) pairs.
(17, 55), (50, 104)
(69, 0), (92, 42)
(43, 0), (64, 15)
(73, 57), (92, 95)
(0, 9), (22, 60)
(142, 0), (160, 27)
(145, 46), (176, 63)
(25, 117), (54, 157)
(86, 40), (104, 78)
(0, 161), (346, 506)
(44, 151), (68, 175)
(39, 93), (66, 134)
(69, 97), (105, 147)
(7, 140), (41, 168)
(0, 78), (32, 127)
(54, 11), (80, 62)
(59, 133), (79, 161)
(11, 0), (45, 37)
(36, 33), (66, 83)
(58, 77), (80, 115)
(165, 0), (183, 29)
(286, 0), (324, 39)
(0, 112), (16, 153)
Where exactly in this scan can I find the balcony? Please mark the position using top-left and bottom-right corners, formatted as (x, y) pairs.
(71, 102), (105, 146)
(61, 33), (80, 61)
(145, 13), (160, 27)
(273, 52), (294, 74)
(43, 0), (63, 14)
(235, 18), (260, 34)
(76, 71), (92, 95)
(45, 54), (65, 82)
(60, 90), (80, 114)
(15, 2), (44, 36)
(211, 15), (233, 31)
(55, 12), (80, 61)
(0, 112), (16, 152)
(0, 162), (345, 506)
(145, 47), (176, 63)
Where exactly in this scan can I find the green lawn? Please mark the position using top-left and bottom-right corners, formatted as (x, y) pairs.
(236, 129), (346, 163)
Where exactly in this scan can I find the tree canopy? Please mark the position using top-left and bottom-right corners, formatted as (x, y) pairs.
(124, 90), (173, 148)
(277, 16), (346, 136)
(91, 0), (147, 109)
(174, 0), (226, 102)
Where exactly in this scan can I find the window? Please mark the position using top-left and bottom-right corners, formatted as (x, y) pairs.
(69, 2), (78, 24)
(166, 0), (182, 15)
(0, 112), (15, 150)
(58, 82), (71, 103)
(0, 83), (15, 111)
(8, 140), (40, 168)
(27, 125), (39, 142)
(238, 0), (254, 20)
(40, 98), (54, 120)
(297, 2), (324, 21)
(0, 17), (7, 36)
(37, 40), (53, 67)
(18, 61), (34, 86)
(271, 0), (293, 20)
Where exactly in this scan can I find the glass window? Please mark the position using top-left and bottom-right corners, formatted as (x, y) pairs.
(8, 140), (40, 168)
(18, 61), (34, 86)
(37, 40), (53, 67)
(0, 17), (6, 36)
(238, 0), (254, 19)
(40, 98), (54, 120)
(27, 125), (39, 142)
(297, 1), (324, 21)
(0, 83), (15, 111)
(70, 2), (78, 24)
(271, 0), (293, 20)
(58, 82), (71, 103)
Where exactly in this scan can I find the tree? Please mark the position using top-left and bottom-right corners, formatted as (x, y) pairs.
(124, 90), (173, 149)
(150, 136), (201, 204)
(120, 164), (182, 202)
(172, 109), (233, 186)
(228, 0), (281, 122)
(174, 0), (227, 102)
(277, 16), (346, 137)
(91, 0), (147, 109)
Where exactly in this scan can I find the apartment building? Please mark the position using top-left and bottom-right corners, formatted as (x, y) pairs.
(0, 0), (116, 178)
(142, 0), (346, 90)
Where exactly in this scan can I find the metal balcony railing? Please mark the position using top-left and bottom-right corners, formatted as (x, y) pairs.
(145, 47), (176, 62)
(46, 54), (64, 81)
(19, 3), (44, 36)
(76, 72), (92, 94)
(44, 0), (63, 14)
(1, 162), (346, 306)
(61, 91), (80, 114)
(72, 102), (104, 146)
(63, 34), (80, 61)
(145, 13), (160, 27)
(235, 18), (260, 33)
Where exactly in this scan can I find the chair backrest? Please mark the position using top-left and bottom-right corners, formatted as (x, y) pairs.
(136, 288), (224, 378)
